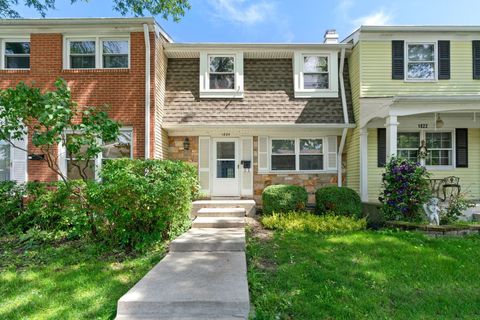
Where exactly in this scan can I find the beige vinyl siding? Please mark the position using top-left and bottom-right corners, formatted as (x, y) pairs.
(346, 44), (361, 193)
(361, 41), (479, 97)
(154, 35), (169, 159)
(368, 128), (480, 202)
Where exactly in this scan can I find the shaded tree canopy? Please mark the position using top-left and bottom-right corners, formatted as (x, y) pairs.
(0, 0), (190, 21)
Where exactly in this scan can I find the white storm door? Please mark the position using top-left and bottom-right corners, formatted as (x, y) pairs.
(212, 138), (239, 196)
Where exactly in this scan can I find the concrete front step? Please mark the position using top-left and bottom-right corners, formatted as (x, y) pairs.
(192, 200), (256, 217)
(116, 252), (250, 319)
(170, 228), (245, 252)
(192, 217), (245, 228)
(197, 207), (246, 217)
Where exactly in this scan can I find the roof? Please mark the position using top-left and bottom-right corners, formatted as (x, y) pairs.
(343, 25), (480, 43)
(0, 17), (173, 42)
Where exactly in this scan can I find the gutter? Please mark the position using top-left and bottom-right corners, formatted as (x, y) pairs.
(143, 24), (151, 159)
(162, 123), (356, 129)
(337, 47), (349, 187)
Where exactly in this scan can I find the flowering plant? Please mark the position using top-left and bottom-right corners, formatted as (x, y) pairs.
(379, 157), (431, 222)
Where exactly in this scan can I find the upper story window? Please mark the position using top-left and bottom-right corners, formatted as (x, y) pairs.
(406, 43), (436, 81)
(3, 40), (30, 69)
(303, 55), (329, 89)
(65, 36), (129, 70)
(199, 51), (244, 98)
(293, 51), (338, 98)
(209, 56), (235, 90)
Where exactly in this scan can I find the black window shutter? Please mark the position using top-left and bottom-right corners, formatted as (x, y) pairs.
(392, 40), (404, 80)
(456, 129), (468, 168)
(377, 128), (387, 167)
(438, 41), (450, 80)
(473, 41), (480, 80)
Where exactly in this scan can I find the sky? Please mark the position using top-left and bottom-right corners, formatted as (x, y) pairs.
(12, 0), (480, 43)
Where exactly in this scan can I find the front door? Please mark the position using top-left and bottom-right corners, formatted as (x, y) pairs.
(212, 138), (239, 196)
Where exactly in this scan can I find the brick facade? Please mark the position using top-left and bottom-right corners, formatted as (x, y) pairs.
(0, 31), (158, 182)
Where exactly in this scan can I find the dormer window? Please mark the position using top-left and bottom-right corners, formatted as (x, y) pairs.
(199, 51), (244, 98)
(209, 56), (235, 89)
(294, 51), (338, 98)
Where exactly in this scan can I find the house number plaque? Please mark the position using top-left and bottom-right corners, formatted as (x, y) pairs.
(221, 133), (231, 136)
(418, 124), (428, 129)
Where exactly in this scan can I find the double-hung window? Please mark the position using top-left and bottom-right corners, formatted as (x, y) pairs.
(4, 41), (30, 69)
(66, 37), (129, 69)
(69, 40), (96, 69)
(302, 55), (329, 89)
(271, 139), (296, 171)
(102, 129), (133, 164)
(65, 133), (96, 180)
(271, 138), (325, 172)
(208, 55), (235, 90)
(397, 132), (420, 162)
(406, 43), (436, 81)
(426, 132), (452, 166)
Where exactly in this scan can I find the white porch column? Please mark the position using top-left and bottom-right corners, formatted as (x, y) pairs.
(385, 116), (398, 159)
(359, 128), (369, 202)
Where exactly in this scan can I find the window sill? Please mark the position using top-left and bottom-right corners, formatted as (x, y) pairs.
(0, 69), (30, 74)
(200, 91), (244, 99)
(294, 90), (338, 98)
(404, 79), (438, 83)
(61, 68), (130, 74)
(425, 165), (454, 171)
(258, 170), (337, 175)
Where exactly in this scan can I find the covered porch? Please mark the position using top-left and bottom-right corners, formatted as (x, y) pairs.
(358, 95), (480, 203)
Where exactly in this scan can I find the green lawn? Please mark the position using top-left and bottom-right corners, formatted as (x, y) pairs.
(247, 228), (480, 319)
(0, 236), (165, 320)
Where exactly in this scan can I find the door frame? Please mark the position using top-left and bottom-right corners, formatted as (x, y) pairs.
(211, 137), (240, 197)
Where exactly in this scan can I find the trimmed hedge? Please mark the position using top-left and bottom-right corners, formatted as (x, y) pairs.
(315, 186), (361, 217)
(262, 184), (308, 215)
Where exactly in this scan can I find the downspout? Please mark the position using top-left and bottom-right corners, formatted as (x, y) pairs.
(338, 47), (349, 187)
(143, 23), (151, 159)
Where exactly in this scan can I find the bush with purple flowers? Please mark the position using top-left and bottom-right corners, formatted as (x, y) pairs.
(379, 157), (431, 222)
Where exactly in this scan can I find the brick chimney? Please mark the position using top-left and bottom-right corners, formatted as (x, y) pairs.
(324, 29), (339, 44)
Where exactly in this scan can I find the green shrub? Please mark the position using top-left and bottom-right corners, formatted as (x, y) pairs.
(0, 181), (26, 235)
(262, 184), (308, 215)
(261, 211), (367, 233)
(92, 159), (200, 250)
(315, 186), (361, 217)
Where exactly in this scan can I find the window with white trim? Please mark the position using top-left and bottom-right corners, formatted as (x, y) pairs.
(199, 51), (244, 98)
(425, 132), (452, 166)
(293, 51), (338, 98)
(271, 138), (324, 172)
(406, 43), (436, 80)
(396, 131), (453, 167)
(64, 129), (133, 179)
(65, 37), (130, 69)
(209, 55), (235, 90)
(4, 41), (30, 69)
(302, 55), (329, 89)
(397, 132), (420, 162)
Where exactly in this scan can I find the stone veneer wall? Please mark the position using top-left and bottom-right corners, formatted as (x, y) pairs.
(252, 137), (340, 205)
(168, 136), (198, 164)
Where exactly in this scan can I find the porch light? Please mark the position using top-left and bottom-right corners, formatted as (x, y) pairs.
(183, 137), (190, 151)
(436, 114), (444, 129)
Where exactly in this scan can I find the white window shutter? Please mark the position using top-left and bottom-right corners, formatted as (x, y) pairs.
(198, 137), (210, 195)
(326, 136), (338, 170)
(240, 137), (253, 196)
(10, 134), (28, 183)
(258, 136), (269, 173)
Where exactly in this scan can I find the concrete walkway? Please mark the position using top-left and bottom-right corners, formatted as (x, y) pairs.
(116, 208), (250, 320)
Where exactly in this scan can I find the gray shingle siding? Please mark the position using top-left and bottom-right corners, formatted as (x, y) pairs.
(164, 58), (354, 125)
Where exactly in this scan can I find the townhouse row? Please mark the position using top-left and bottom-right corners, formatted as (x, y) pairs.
(2, 18), (480, 204)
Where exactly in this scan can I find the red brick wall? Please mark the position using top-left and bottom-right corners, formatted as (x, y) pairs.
(0, 32), (157, 182)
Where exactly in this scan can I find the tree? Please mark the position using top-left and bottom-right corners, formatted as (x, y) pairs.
(0, 78), (121, 184)
(0, 0), (190, 21)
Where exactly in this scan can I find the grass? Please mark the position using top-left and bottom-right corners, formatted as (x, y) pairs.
(247, 227), (480, 319)
(0, 235), (166, 320)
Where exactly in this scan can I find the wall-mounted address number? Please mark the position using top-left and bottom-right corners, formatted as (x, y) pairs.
(221, 133), (231, 136)
(418, 124), (428, 129)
